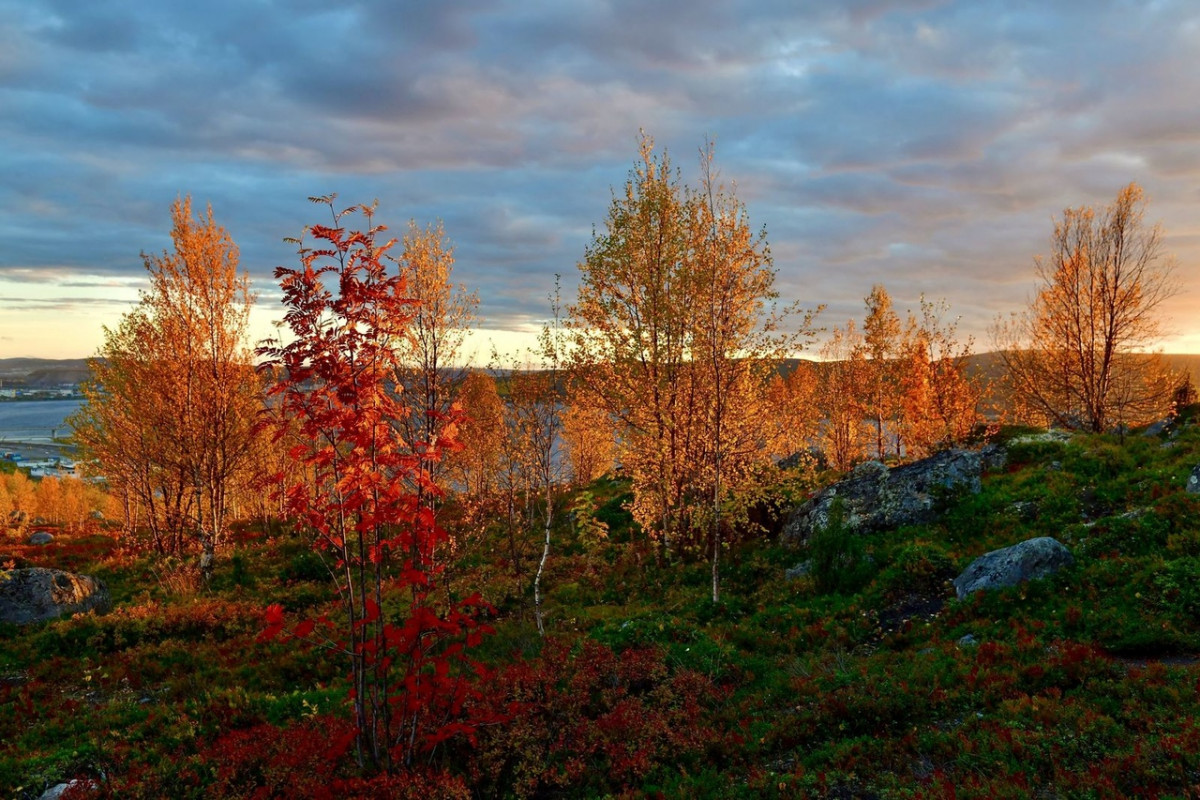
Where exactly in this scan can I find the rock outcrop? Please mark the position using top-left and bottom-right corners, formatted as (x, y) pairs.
(783, 448), (990, 542)
(1187, 464), (1200, 495)
(0, 568), (111, 625)
(27, 531), (54, 545)
(952, 537), (1074, 600)
(38, 780), (98, 800)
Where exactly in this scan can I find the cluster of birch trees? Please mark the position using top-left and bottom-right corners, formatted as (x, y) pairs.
(70, 148), (1182, 595)
(774, 286), (983, 475)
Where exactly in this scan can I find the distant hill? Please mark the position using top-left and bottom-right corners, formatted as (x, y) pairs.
(781, 352), (1200, 416)
(0, 358), (91, 387)
(2, 353), (1196, 394)
(964, 352), (1200, 389)
(1163, 354), (1200, 385)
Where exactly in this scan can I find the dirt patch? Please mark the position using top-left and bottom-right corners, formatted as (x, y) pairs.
(874, 593), (947, 639)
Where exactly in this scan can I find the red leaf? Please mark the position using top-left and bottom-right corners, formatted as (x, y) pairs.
(257, 623), (284, 643)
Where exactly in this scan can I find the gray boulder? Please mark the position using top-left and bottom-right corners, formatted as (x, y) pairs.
(778, 447), (828, 473)
(1142, 418), (1171, 437)
(38, 780), (98, 800)
(0, 568), (111, 625)
(1007, 501), (1039, 522)
(952, 537), (1074, 601)
(782, 448), (987, 541)
(784, 561), (812, 581)
(27, 531), (54, 545)
(1187, 464), (1200, 495)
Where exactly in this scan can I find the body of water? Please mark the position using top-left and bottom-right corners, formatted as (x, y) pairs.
(0, 399), (82, 443)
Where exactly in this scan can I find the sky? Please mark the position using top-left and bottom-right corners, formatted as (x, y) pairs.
(2, 0), (1199, 361)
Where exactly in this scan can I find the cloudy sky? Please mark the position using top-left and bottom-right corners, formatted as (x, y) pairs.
(2, 0), (1198, 360)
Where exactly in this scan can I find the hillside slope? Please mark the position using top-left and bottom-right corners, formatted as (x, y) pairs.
(3, 415), (1200, 796)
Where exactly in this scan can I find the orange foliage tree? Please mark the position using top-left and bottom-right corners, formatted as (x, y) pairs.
(2, 472), (36, 524)
(899, 297), (982, 457)
(861, 284), (903, 459)
(447, 370), (505, 501)
(995, 183), (1180, 432)
(570, 135), (811, 584)
(764, 361), (822, 463)
(561, 396), (615, 486)
(817, 320), (871, 472)
(71, 197), (260, 557)
(392, 221), (479, 503)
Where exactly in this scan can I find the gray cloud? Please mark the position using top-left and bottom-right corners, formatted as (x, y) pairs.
(2, 0), (1200, 357)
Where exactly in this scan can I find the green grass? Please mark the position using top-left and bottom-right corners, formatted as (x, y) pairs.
(4, 416), (1200, 797)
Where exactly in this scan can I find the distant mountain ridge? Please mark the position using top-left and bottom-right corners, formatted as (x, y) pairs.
(3, 353), (1198, 393)
(0, 358), (91, 387)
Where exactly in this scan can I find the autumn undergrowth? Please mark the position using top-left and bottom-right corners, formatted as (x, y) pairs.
(5, 416), (1200, 797)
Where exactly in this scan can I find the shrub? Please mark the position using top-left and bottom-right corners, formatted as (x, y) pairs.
(471, 638), (724, 798)
(808, 499), (875, 595)
(874, 542), (954, 599)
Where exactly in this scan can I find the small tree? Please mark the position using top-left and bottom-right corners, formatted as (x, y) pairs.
(818, 321), (871, 472)
(259, 197), (494, 773)
(490, 285), (566, 634)
(900, 297), (981, 457)
(72, 197), (259, 557)
(570, 135), (701, 554)
(764, 361), (822, 463)
(861, 284), (902, 459)
(561, 397), (615, 486)
(571, 133), (813, 582)
(996, 183), (1179, 432)
(447, 370), (506, 502)
(392, 221), (479, 496)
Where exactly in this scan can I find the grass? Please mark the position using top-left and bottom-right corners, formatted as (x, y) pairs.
(4, 416), (1200, 797)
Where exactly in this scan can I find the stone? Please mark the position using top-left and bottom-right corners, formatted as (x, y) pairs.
(777, 447), (828, 473)
(980, 444), (1007, 472)
(1142, 418), (1171, 437)
(1007, 501), (1039, 522)
(0, 568), (111, 625)
(957, 634), (978, 647)
(782, 448), (986, 542)
(27, 531), (54, 545)
(38, 780), (97, 800)
(785, 561), (812, 581)
(1187, 464), (1200, 495)
(952, 537), (1074, 601)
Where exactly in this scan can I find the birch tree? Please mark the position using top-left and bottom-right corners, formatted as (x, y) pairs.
(570, 134), (812, 590)
(996, 183), (1179, 432)
(72, 197), (259, 558)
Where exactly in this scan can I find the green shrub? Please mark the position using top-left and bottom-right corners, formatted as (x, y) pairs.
(808, 500), (876, 595)
(1004, 436), (1067, 467)
(282, 550), (329, 583)
(874, 542), (954, 599)
(1152, 557), (1200, 618)
(1077, 510), (1169, 558)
